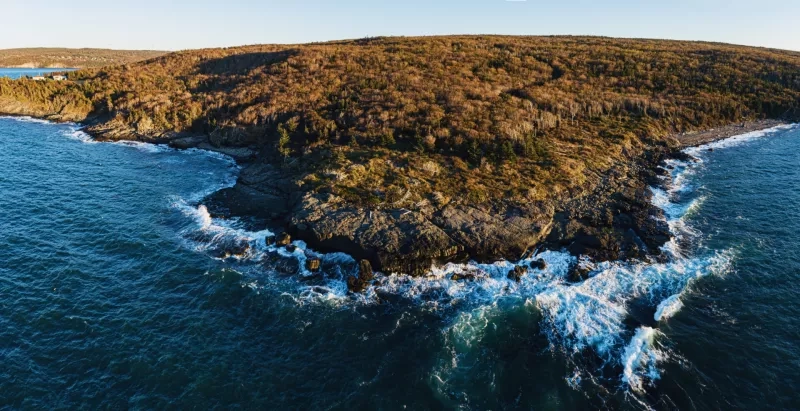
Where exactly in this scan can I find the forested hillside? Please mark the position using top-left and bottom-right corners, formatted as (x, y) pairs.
(1, 36), (799, 272)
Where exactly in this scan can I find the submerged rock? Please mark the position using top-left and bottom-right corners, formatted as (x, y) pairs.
(567, 265), (592, 283)
(285, 244), (297, 253)
(530, 259), (547, 270)
(450, 273), (476, 281)
(274, 256), (300, 275)
(507, 266), (527, 282)
(265, 235), (276, 246)
(210, 241), (250, 259)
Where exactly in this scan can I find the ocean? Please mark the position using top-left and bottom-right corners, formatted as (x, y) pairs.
(1, 117), (798, 409)
(0, 68), (76, 80)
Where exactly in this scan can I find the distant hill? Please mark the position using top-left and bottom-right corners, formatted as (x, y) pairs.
(0, 48), (166, 68)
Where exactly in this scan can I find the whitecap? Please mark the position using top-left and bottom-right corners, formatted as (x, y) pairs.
(112, 140), (173, 153)
(654, 294), (683, 322)
(621, 326), (662, 393)
(61, 128), (96, 144)
(0, 115), (52, 125)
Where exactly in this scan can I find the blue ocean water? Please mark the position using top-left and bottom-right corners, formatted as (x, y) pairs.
(0, 68), (75, 80)
(1, 117), (798, 409)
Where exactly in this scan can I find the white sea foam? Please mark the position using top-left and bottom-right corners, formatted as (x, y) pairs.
(685, 124), (797, 156)
(0, 115), (52, 125)
(654, 294), (683, 322)
(621, 326), (662, 393)
(112, 140), (174, 153)
(62, 128), (96, 143)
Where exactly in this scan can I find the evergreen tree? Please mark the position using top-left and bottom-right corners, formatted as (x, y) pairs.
(499, 141), (516, 164)
(276, 124), (291, 161)
(466, 140), (482, 166)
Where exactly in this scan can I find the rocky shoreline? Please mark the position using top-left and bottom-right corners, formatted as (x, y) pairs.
(673, 119), (787, 147)
(203, 136), (679, 283)
(178, 119), (794, 287)
(1, 110), (790, 289)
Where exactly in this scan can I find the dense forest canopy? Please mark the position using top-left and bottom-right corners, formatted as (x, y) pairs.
(1, 36), (799, 206)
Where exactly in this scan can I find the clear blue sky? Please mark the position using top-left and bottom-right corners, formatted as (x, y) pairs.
(2, 0), (799, 52)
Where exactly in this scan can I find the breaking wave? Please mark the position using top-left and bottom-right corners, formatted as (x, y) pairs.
(0, 115), (52, 125)
(684, 124), (797, 156)
(621, 327), (663, 393)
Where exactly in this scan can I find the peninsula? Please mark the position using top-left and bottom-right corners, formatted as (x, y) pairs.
(1, 36), (798, 280)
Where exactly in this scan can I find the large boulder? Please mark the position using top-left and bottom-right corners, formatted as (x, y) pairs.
(567, 265), (592, 283)
(305, 257), (322, 272)
(507, 266), (527, 282)
(530, 259), (547, 270)
(276, 232), (291, 246)
(358, 259), (374, 282)
(347, 259), (375, 293)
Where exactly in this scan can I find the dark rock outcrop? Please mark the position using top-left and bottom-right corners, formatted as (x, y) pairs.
(567, 265), (592, 283)
(451, 273), (476, 281)
(530, 259), (547, 270)
(203, 141), (676, 279)
(507, 266), (527, 282)
(305, 258), (321, 272)
(288, 192), (553, 278)
(347, 259), (375, 293)
(542, 145), (673, 262)
(276, 232), (291, 246)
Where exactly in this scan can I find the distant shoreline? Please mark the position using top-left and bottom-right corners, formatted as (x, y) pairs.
(0, 66), (76, 69)
(673, 119), (788, 147)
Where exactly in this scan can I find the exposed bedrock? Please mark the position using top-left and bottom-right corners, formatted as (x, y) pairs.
(542, 147), (672, 262)
(288, 193), (554, 276)
(202, 146), (674, 278)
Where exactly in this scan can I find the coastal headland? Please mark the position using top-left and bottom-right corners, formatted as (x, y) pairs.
(1, 36), (798, 284)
